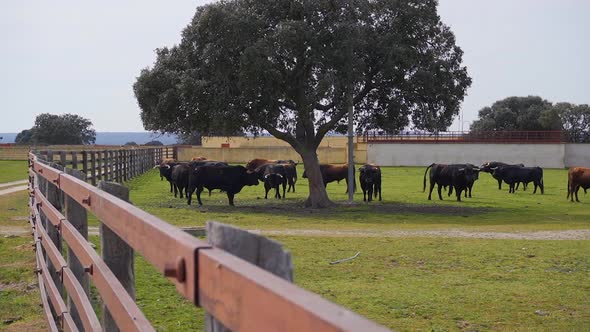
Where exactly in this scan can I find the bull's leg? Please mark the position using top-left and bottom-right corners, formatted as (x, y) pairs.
(448, 185), (453, 197)
(427, 181), (435, 200)
(282, 180), (286, 199)
(455, 186), (462, 201)
(575, 185), (580, 202)
(179, 185), (184, 199)
(498, 179), (502, 190)
(264, 182), (270, 199)
(227, 192), (235, 206)
(533, 182), (538, 194)
(437, 184), (444, 200)
(173, 184), (178, 198)
(508, 183), (514, 193)
(515, 182), (520, 191)
(169, 182), (173, 193)
(539, 180), (544, 194)
(187, 185), (195, 205)
(275, 184), (281, 199)
(362, 187), (367, 201)
(377, 184), (382, 201)
(196, 186), (204, 206)
(367, 187), (373, 202)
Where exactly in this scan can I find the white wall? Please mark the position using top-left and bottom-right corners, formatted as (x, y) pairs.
(565, 144), (590, 167)
(367, 143), (566, 168)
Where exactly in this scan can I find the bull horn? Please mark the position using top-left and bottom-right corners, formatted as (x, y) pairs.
(264, 174), (270, 179)
(278, 174), (283, 178)
(153, 165), (160, 169)
(490, 167), (498, 170)
(164, 164), (171, 169)
(472, 167), (480, 171)
(458, 168), (465, 171)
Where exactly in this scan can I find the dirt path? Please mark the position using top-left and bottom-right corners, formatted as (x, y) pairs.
(0, 185), (28, 196)
(249, 228), (590, 240)
(2, 225), (589, 240)
(0, 180), (28, 189)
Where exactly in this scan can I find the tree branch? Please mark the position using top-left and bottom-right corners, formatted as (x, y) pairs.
(315, 80), (375, 145)
(262, 125), (302, 152)
(314, 101), (335, 111)
(279, 100), (297, 110)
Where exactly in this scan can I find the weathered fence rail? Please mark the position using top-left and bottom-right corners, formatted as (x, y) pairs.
(28, 152), (389, 331)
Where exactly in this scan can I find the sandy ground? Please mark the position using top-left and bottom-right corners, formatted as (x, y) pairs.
(2, 224), (589, 240)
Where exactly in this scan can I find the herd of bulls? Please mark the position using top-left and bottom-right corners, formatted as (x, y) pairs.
(423, 161), (546, 202)
(155, 157), (382, 206)
(155, 157), (590, 205)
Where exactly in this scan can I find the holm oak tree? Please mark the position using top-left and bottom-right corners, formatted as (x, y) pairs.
(134, 0), (471, 207)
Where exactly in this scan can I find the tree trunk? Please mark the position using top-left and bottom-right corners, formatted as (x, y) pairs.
(300, 149), (335, 208)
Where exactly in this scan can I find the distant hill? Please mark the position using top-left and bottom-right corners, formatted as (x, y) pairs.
(0, 132), (179, 145)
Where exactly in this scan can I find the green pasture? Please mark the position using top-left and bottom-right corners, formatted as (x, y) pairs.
(127, 166), (590, 232)
(1, 164), (589, 331)
(0, 161), (28, 183)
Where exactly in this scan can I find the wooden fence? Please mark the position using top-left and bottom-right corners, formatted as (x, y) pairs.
(34, 147), (172, 185)
(28, 152), (389, 331)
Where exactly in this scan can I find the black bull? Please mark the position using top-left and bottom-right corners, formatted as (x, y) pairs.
(186, 165), (259, 206)
(423, 163), (480, 201)
(491, 166), (544, 194)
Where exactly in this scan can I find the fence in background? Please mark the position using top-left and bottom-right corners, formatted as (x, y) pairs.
(34, 147), (165, 185)
(28, 152), (389, 332)
(361, 130), (566, 144)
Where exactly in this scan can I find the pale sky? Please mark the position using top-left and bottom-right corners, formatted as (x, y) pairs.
(1, 1), (588, 133)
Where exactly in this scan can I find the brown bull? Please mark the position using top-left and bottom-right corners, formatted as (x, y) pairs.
(245, 158), (296, 171)
(567, 167), (590, 202)
(302, 164), (356, 193)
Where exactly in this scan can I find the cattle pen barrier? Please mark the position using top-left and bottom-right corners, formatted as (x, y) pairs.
(34, 147), (173, 185)
(27, 152), (389, 331)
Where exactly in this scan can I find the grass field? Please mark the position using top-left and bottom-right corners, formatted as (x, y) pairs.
(1, 164), (589, 331)
(127, 166), (590, 232)
(0, 161), (28, 183)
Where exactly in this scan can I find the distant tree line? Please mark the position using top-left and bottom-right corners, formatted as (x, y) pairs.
(15, 113), (96, 145)
(471, 96), (590, 142)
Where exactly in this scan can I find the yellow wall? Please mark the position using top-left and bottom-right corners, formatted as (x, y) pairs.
(202, 136), (361, 148)
(177, 145), (367, 164)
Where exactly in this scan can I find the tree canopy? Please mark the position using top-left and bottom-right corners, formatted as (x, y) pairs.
(470, 96), (590, 142)
(15, 113), (96, 145)
(470, 96), (559, 131)
(134, 0), (471, 207)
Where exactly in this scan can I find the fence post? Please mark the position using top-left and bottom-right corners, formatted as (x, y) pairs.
(123, 150), (128, 182)
(82, 151), (88, 179)
(90, 151), (97, 186)
(98, 181), (135, 332)
(102, 150), (109, 181)
(108, 150), (114, 181)
(64, 167), (90, 330)
(60, 151), (67, 167)
(204, 221), (293, 332)
(115, 150), (121, 183)
(96, 151), (102, 182)
(72, 151), (78, 169)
